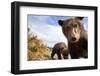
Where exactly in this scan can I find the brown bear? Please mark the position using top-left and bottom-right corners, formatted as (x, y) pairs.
(51, 42), (69, 59)
(58, 17), (88, 59)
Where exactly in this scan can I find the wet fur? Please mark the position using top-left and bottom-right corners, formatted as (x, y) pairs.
(58, 18), (88, 59)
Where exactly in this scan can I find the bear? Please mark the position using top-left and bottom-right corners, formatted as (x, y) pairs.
(58, 17), (88, 59)
(51, 42), (69, 59)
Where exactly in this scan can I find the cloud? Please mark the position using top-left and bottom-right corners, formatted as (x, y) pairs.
(82, 17), (88, 31)
(29, 22), (67, 48)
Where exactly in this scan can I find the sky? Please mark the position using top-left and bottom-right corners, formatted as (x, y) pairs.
(28, 15), (88, 48)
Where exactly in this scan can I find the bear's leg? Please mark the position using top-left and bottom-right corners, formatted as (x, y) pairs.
(82, 50), (88, 58)
(63, 55), (68, 59)
(70, 53), (79, 59)
(57, 51), (62, 59)
(51, 50), (56, 59)
(62, 52), (68, 59)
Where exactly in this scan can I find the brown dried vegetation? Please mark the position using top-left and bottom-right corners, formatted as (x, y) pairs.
(28, 32), (51, 61)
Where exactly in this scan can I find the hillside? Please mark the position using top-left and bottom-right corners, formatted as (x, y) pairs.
(28, 32), (52, 61)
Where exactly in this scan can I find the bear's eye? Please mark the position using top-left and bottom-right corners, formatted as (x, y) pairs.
(73, 24), (78, 28)
(66, 26), (70, 29)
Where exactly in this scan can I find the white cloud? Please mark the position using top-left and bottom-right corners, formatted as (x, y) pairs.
(28, 22), (67, 48)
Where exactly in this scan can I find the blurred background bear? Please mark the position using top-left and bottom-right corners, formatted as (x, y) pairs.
(51, 42), (69, 59)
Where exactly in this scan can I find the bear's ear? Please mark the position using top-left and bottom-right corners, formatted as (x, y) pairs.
(75, 17), (84, 20)
(58, 20), (64, 26)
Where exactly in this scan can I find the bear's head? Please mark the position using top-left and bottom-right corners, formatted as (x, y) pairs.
(58, 17), (84, 43)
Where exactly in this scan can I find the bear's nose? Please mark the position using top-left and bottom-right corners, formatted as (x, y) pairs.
(71, 37), (76, 41)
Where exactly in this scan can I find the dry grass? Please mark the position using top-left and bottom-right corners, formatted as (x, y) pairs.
(28, 33), (51, 61)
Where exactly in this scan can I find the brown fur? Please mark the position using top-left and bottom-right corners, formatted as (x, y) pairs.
(51, 42), (69, 59)
(58, 18), (88, 59)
